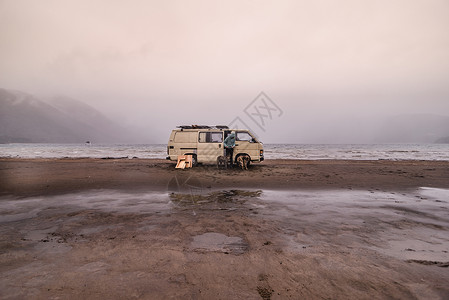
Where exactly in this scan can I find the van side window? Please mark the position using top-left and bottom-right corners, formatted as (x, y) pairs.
(236, 132), (253, 142)
(199, 132), (223, 143)
(174, 132), (197, 143)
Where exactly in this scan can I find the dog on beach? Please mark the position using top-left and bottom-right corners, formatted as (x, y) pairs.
(217, 155), (227, 169)
(236, 155), (250, 170)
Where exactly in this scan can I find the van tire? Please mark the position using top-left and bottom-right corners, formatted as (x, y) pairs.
(235, 154), (251, 167)
(185, 154), (197, 167)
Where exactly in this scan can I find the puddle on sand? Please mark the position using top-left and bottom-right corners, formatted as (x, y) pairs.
(258, 188), (449, 264)
(0, 190), (172, 222)
(191, 232), (248, 255)
(0, 198), (44, 222)
(371, 235), (449, 262)
(0, 189), (263, 223)
(419, 187), (449, 203)
(258, 188), (449, 226)
(1, 187), (448, 264)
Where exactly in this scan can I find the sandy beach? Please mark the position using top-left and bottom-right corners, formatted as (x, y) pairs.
(1, 158), (449, 299)
(1, 158), (449, 196)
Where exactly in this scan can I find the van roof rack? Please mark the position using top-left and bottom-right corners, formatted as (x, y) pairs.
(177, 125), (210, 129)
(177, 125), (229, 129)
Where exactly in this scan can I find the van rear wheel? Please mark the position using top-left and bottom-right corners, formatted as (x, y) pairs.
(186, 154), (197, 167)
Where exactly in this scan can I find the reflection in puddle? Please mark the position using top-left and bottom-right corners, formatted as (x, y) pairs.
(169, 190), (262, 206)
(191, 232), (248, 255)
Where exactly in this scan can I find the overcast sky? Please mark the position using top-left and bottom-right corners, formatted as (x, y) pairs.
(1, 0), (448, 143)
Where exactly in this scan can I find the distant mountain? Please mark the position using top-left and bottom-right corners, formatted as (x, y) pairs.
(375, 114), (449, 143)
(0, 88), (138, 143)
(435, 136), (449, 143)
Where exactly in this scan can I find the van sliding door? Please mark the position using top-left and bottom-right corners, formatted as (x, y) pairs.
(197, 131), (224, 163)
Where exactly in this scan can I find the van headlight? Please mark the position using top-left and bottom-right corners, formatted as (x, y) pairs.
(260, 149), (263, 156)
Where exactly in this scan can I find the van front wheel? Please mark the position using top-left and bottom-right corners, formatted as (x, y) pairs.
(235, 154), (251, 168)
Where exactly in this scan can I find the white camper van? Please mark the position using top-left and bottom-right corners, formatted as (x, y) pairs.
(166, 125), (264, 166)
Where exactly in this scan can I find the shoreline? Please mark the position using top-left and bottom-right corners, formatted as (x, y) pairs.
(2, 143), (449, 162)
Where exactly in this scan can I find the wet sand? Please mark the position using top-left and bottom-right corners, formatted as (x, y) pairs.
(1, 158), (449, 299)
(1, 158), (449, 196)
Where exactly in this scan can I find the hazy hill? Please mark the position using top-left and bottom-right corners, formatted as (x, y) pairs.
(0, 88), (136, 143)
(375, 114), (449, 143)
(2, 87), (448, 144)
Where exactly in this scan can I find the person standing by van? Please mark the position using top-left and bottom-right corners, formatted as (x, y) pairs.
(224, 131), (236, 166)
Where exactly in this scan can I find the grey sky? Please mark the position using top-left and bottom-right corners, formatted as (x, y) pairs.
(1, 0), (448, 143)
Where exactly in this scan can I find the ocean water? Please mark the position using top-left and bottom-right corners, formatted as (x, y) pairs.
(0, 143), (448, 161)
(264, 143), (449, 161)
